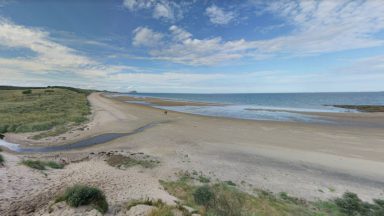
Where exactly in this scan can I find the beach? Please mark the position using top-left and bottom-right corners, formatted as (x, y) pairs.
(1, 92), (384, 215)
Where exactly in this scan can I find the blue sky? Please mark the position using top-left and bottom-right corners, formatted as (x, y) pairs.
(0, 0), (383, 93)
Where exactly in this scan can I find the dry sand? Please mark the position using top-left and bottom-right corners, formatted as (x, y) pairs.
(1, 92), (384, 215)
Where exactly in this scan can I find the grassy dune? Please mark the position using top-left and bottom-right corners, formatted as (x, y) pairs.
(0, 88), (91, 134)
(160, 172), (384, 216)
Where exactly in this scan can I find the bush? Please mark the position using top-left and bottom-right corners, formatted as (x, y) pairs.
(335, 192), (370, 215)
(22, 160), (64, 170)
(193, 185), (214, 207)
(209, 184), (245, 216)
(45, 161), (65, 169)
(56, 185), (108, 213)
(224, 180), (236, 186)
(22, 89), (32, 94)
(0, 125), (8, 133)
(22, 160), (46, 170)
(0, 154), (4, 164)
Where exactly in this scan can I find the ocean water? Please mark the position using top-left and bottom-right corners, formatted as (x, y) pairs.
(118, 92), (384, 123)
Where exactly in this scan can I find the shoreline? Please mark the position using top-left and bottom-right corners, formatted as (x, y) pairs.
(1, 92), (384, 209)
(116, 94), (384, 129)
(3, 92), (384, 150)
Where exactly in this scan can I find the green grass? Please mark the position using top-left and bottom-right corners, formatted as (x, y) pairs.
(159, 174), (384, 216)
(106, 155), (159, 169)
(32, 125), (69, 140)
(149, 205), (174, 216)
(22, 160), (64, 170)
(0, 88), (91, 135)
(55, 184), (108, 214)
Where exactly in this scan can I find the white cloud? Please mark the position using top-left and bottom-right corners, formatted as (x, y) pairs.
(261, 0), (384, 54)
(169, 25), (191, 41)
(0, 19), (131, 81)
(205, 5), (236, 25)
(132, 26), (163, 47)
(132, 25), (260, 65)
(0, 19), (232, 92)
(122, 0), (153, 10)
(153, 1), (181, 20)
(136, 0), (384, 65)
(123, 0), (183, 22)
(0, 19), (95, 68)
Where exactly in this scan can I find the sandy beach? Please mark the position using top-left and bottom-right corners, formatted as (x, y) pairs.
(1, 92), (384, 215)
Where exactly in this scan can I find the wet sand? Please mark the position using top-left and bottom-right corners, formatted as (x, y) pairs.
(112, 94), (219, 106)
(1, 92), (384, 215)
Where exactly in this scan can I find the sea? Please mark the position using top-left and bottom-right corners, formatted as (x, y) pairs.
(117, 92), (384, 124)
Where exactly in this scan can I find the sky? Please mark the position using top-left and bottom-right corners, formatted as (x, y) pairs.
(0, 0), (383, 93)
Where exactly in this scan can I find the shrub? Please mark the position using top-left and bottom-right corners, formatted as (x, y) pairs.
(209, 184), (245, 216)
(106, 155), (158, 169)
(45, 161), (64, 169)
(22, 89), (32, 94)
(56, 185), (108, 213)
(0, 125), (8, 133)
(224, 180), (236, 186)
(193, 185), (213, 207)
(22, 160), (64, 170)
(198, 175), (210, 183)
(0, 154), (4, 164)
(71, 115), (88, 124)
(22, 160), (46, 170)
(335, 192), (367, 215)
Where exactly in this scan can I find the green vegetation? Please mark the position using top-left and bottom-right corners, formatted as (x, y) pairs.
(0, 153), (4, 164)
(178, 170), (211, 183)
(126, 198), (165, 210)
(106, 155), (159, 169)
(126, 199), (188, 216)
(198, 175), (211, 183)
(0, 87), (91, 136)
(149, 205), (174, 216)
(22, 160), (64, 170)
(224, 180), (236, 186)
(331, 105), (384, 112)
(333, 192), (384, 216)
(32, 125), (68, 140)
(193, 186), (214, 207)
(22, 89), (32, 94)
(56, 184), (108, 214)
(160, 172), (384, 216)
